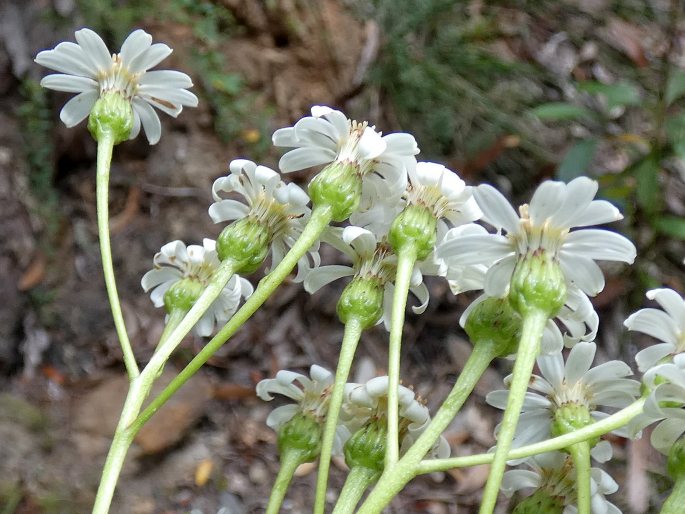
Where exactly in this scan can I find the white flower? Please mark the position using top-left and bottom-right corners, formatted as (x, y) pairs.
(502, 452), (621, 514)
(624, 288), (685, 373)
(487, 342), (639, 461)
(208, 159), (319, 281)
(272, 105), (418, 206)
(304, 226), (435, 329)
(438, 177), (636, 298)
(341, 376), (450, 459)
(141, 239), (253, 337)
(35, 28), (198, 144)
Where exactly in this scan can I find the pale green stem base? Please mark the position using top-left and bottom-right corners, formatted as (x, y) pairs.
(314, 317), (364, 514)
(131, 205), (333, 433)
(96, 132), (138, 379)
(357, 343), (496, 514)
(568, 441), (591, 514)
(332, 467), (379, 514)
(266, 450), (304, 514)
(92, 261), (235, 513)
(386, 249), (417, 468)
(662, 476), (685, 514)
(479, 309), (548, 514)
(416, 397), (646, 473)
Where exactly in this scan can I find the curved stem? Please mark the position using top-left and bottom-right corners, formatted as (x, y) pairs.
(357, 343), (496, 514)
(386, 249), (417, 468)
(131, 205), (333, 432)
(568, 441), (591, 514)
(266, 449), (305, 514)
(479, 309), (548, 514)
(662, 476), (685, 514)
(314, 316), (364, 514)
(332, 467), (379, 514)
(96, 132), (138, 379)
(415, 397), (646, 474)
(156, 308), (188, 354)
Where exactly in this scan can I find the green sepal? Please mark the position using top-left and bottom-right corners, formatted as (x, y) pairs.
(163, 278), (205, 313)
(511, 489), (564, 514)
(337, 277), (384, 329)
(308, 161), (362, 222)
(464, 296), (522, 357)
(668, 436), (685, 480)
(88, 92), (134, 145)
(508, 253), (567, 318)
(217, 217), (270, 274)
(344, 421), (386, 475)
(551, 403), (599, 447)
(277, 413), (322, 463)
(388, 205), (437, 261)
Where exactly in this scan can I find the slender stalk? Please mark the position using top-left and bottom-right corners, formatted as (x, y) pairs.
(156, 308), (187, 353)
(131, 205), (333, 432)
(568, 441), (591, 514)
(479, 309), (548, 514)
(265, 450), (304, 514)
(332, 467), (378, 514)
(357, 343), (496, 514)
(415, 398), (646, 473)
(96, 132), (138, 379)
(314, 316), (364, 514)
(385, 249), (417, 468)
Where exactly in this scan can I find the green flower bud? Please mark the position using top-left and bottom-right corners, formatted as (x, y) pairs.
(308, 161), (362, 222)
(668, 436), (685, 480)
(512, 490), (564, 514)
(508, 252), (567, 317)
(388, 205), (437, 260)
(551, 402), (599, 446)
(464, 297), (522, 357)
(217, 218), (271, 274)
(277, 413), (322, 463)
(163, 277), (205, 313)
(337, 277), (384, 329)
(344, 421), (386, 475)
(88, 92), (134, 144)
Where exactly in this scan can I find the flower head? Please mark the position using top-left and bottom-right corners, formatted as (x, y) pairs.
(624, 288), (685, 373)
(209, 159), (319, 280)
(272, 106), (418, 209)
(141, 239), (253, 336)
(487, 342), (639, 460)
(502, 452), (621, 514)
(35, 28), (198, 144)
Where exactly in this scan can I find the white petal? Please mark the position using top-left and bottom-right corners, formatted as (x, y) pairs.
(409, 282), (430, 314)
(549, 177), (598, 229)
(564, 342), (596, 385)
(132, 97), (162, 144)
(651, 418), (685, 454)
(279, 147), (336, 173)
(438, 234), (512, 265)
(119, 29), (152, 66)
(357, 127), (386, 160)
(208, 199), (250, 223)
(564, 229), (636, 264)
(194, 313), (215, 337)
(139, 69), (193, 88)
(572, 200), (622, 227)
(483, 255), (516, 297)
(635, 343), (675, 372)
(141, 268), (181, 291)
(649, 288), (685, 323)
(474, 184), (520, 234)
(128, 42), (172, 73)
(537, 351), (565, 390)
(624, 309), (680, 346)
(35, 42), (97, 77)
(74, 28), (113, 71)
(304, 265), (353, 294)
(266, 404), (299, 429)
(59, 90), (98, 127)
(559, 253), (605, 296)
(528, 180), (565, 225)
(40, 74), (97, 93)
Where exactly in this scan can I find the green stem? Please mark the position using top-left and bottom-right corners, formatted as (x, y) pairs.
(266, 449), (305, 514)
(568, 441), (591, 514)
(96, 132), (138, 380)
(479, 309), (548, 514)
(333, 467), (379, 514)
(662, 476), (685, 514)
(314, 316), (364, 514)
(156, 308), (187, 354)
(416, 397), (646, 473)
(386, 249), (417, 468)
(131, 205), (333, 432)
(357, 343), (496, 514)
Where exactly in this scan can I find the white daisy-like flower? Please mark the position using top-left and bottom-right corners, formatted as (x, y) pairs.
(35, 28), (198, 144)
(272, 105), (418, 206)
(624, 288), (685, 373)
(341, 376), (450, 459)
(304, 225), (435, 329)
(438, 177), (636, 299)
(487, 342), (640, 461)
(209, 159), (319, 281)
(141, 239), (253, 337)
(502, 452), (621, 514)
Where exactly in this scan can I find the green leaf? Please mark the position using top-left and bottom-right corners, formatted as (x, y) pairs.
(556, 138), (598, 181)
(654, 216), (685, 240)
(632, 157), (661, 214)
(577, 81), (641, 111)
(666, 113), (685, 159)
(666, 70), (685, 105)
(530, 103), (593, 121)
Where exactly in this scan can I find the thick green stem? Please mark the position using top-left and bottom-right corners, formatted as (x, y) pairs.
(416, 397), (646, 473)
(131, 205), (333, 432)
(479, 309), (548, 514)
(266, 449), (305, 514)
(386, 249), (417, 468)
(333, 467), (379, 514)
(314, 316), (364, 514)
(96, 133), (138, 380)
(357, 343), (496, 514)
(568, 441), (591, 514)
(662, 476), (685, 514)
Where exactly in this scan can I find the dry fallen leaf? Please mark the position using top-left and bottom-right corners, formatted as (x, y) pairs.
(194, 458), (214, 487)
